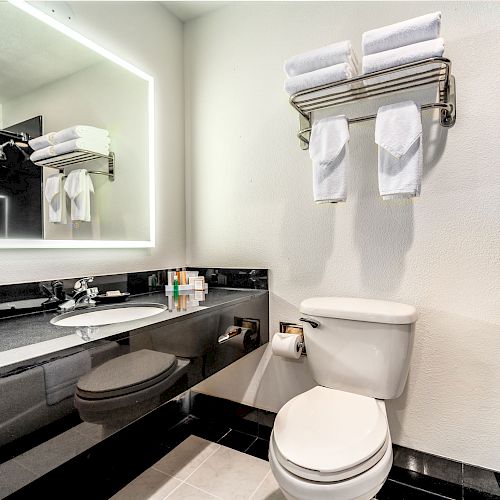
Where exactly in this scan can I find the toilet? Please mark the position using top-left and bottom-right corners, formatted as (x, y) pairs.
(74, 349), (190, 436)
(269, 297), (417, 500)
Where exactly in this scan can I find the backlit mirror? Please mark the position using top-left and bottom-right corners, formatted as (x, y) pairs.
(0, 1), (154, 248)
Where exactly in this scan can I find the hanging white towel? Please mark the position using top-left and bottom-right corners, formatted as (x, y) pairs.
(362, 37), (444, 74)
(29, 126), (109, 151)
(309, 115), (350, 203)
(44, 173), (67, 224)
(375, 101), (423, 200)
(284, 41), (359, 77)
(285, 62), (355, 96)
(64, 169), (95, 222)
(30, 137), (110, 163)
(362, 12), (441, 56)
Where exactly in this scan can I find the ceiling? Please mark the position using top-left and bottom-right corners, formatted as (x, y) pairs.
(162, 1), (229, 22)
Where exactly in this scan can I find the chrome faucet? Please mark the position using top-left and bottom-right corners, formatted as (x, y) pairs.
(58, 277), (98, 312)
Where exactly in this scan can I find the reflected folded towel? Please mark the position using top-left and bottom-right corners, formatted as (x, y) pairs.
(309, 115), (350, 203)
(44, 173), (67, 224)
(64, 169), (95, 222)
(285, 62), (355, 96)
(375, 101), (422, 199)
(362, 12), (441, 56)
(43, 350), (91, 405)
(30, 137), (110, 163)
(29, 126), (109, 151)
(362, 37), (444, 74)
(285, 41), (359, 77)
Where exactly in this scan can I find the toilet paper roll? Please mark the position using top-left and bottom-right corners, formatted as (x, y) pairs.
(271, 332), (303, 359)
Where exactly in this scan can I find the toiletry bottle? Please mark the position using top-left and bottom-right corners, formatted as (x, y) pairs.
(176, 268), (181, 284)
(181, 267), (187, 285)
(173, 275), (179, 295)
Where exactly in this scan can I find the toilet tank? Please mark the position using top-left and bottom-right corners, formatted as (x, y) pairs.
(300, 297), (417, 399)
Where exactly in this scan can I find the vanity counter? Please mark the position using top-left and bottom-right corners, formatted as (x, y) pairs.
(0, 288), (268, 373)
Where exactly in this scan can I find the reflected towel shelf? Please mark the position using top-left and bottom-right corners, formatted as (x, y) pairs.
(289, 56), (456, 150)
(33, 149), (115, 181)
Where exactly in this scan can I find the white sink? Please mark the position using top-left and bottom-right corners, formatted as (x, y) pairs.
(51, 303), (166, 327)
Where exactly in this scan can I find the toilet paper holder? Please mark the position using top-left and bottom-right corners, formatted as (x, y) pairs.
(279, 322), (306, 355)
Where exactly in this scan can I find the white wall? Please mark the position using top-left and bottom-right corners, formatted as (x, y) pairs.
(3, 61), (149, 241)
(185, 2), (500, 470)
(0, 2), (186, 282)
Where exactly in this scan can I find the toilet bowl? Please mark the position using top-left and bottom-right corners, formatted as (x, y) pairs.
(269, 297), (417, 500)
(268, 386), (393, 500)
(74, 349), (189, 436)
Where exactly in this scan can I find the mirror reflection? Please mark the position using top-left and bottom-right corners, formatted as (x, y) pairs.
(0, 3), (151, 243)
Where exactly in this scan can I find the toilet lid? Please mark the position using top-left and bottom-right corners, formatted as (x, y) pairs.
(273, 386), (388, 477)
(76, 349), (177, 399)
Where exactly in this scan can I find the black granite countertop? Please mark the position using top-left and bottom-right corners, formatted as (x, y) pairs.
(0, 288), (268, 371)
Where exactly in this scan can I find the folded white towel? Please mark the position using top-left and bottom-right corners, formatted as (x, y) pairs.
(285, 41), (359, 77)
(309, 115), (350, 203)
(29, 126), (109, 151)
(362, 12), (441, 56)
(64, 169), (95, 222)
(30, 137), (110, 163)
(285, 62), (355, 96)
(44, 173), (67, 224)
(375, 101), (423, 199)
(362, 37), (444, 74)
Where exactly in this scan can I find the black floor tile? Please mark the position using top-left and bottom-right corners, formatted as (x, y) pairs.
(378, 479), (452, 499)
(393, 445), (463, 487)
(246, 438), (270, 461)
(463, 464), (500, 497)
(218, 430), (257, 453)
(188, 416), (231, 443)
(389, 466), (462, 499)
(464, 487), (500, 500)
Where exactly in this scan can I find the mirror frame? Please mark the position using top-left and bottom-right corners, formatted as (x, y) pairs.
(1, 0), (155, 249)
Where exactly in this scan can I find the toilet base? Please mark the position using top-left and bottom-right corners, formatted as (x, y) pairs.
(269, 433), (393, 500)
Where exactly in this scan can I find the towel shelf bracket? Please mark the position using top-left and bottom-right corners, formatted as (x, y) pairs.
(34, 150), (115, 181)
(289, 57), (456, 150)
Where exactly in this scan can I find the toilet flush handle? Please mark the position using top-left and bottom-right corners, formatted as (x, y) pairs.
(300, 317), (320, 328)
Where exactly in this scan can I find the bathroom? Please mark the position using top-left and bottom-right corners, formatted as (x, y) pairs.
(0, 1), (498, 499)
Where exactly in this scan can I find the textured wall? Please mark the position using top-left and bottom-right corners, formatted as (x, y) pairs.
(185, 2), (500, 469)
(0, 2), (186, 282)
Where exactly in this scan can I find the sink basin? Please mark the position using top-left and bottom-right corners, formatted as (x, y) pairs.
(51, 303), (167, 327)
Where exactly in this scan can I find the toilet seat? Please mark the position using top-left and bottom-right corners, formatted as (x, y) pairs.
(273, 386), (389, 483)
(76, 349), (177, 400)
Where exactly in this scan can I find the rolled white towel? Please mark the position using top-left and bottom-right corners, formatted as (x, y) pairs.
(29, 126), (109, 151)
(284, 62), (355, 96)
(362, 37), (444, 74)
(284, 41), (359, 77)
(30, 137), (110, 163)
(362, 12), (441, 56)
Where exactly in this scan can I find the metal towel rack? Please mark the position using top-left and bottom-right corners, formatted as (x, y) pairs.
(289, 57), (456, 150)
(34, 150), (115, 181)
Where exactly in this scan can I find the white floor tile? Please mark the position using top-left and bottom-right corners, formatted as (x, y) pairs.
(186, 445), (270, 500)
(166, 482), (221, 499)
(0, 459), (38, 498)
(110, 468), (181, 500)
(250, 471), (286, 500)
(153, 435), (220, 481)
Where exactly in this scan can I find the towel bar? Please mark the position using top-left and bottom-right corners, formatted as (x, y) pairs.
(34, 150), (115, 181)
(289, 57), (456, 150)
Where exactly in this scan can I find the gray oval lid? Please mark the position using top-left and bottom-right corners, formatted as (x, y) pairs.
(77, 349), (177, 393)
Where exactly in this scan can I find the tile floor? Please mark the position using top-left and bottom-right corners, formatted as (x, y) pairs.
(111, 435), (285, 500)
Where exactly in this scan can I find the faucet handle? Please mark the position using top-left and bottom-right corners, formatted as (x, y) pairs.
(87, 287), (99, 298)
(74, 277), (94, 291)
